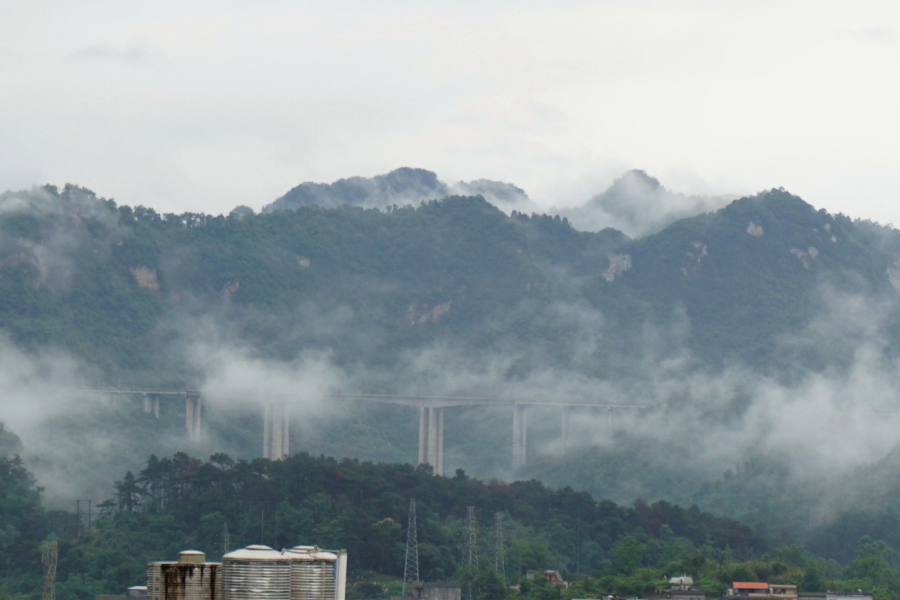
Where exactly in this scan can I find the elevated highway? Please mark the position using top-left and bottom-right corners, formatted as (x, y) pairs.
(76, 386), (648, 474)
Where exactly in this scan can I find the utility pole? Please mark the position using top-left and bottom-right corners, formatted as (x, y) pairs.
(402, 500), (420, 598)
(41, 540), (58, 600)
(494, 512), (506, 584)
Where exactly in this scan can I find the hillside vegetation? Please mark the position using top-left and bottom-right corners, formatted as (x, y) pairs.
(2, 183), (897, 379)
(3, 449), (896, 600)
(3, 180), (900, 597)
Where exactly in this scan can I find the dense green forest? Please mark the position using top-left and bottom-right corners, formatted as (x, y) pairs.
(2, 183), (897, 381)
(4, 182), (900, 598)
(3, 448), (899, 600)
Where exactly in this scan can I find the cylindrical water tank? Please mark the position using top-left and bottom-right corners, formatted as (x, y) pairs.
(223, 545), (292, 600)
(147, 551), (222, 600)
(285, 547), (338, 600)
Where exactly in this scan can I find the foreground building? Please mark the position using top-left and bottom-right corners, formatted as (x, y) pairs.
(144, 545), (347, 600)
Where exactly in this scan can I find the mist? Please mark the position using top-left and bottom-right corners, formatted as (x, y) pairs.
(2, 279), (899, 527)
(0, 179), (897, 547)
(554, 170), (734, 237)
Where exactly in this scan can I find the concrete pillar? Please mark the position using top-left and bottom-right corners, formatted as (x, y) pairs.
(144, 395), (161, 417)
(272, 403), (283, 460)
(418, 405), (427, 466)
(417, 405), (444, 475)
(283, 404), (290, 458)
(427, 406), (438, 469)
(263, 402), (290, 460)
(194, 396), (202, 439)
(185, 395), (202, 441)
(512, 404), (527, 469)
(436, 408), (444, 476)
(561, 406), (570, 455)
(263, 403), (272, 460)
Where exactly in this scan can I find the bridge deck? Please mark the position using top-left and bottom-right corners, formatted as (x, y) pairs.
(75, 387), (647, 409)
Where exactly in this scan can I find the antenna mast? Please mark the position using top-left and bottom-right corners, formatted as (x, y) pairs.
(403, 499), (420, 598)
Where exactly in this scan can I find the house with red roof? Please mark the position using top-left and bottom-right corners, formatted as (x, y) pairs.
(728, 583), (797, 600)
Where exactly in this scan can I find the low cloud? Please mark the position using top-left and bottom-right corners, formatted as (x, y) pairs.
(70, 43), (166, 65)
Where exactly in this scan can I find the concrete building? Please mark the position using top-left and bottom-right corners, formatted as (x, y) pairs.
(663, 574), (705, 600)
(96, 586), (147, 600)
(729, 583), (797, 600)
(526, 569), (568, 587)
(826, 593), (873, 600)
(411, 582), (462, 600)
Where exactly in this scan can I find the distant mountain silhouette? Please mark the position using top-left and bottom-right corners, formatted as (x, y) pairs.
(557, 169), (733, 236)
(263, 167), (537, 214)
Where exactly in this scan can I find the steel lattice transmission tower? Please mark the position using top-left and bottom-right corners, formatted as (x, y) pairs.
(494, 512), (506, 583)
(464, 506), (479, 568)
(41, 540), (58, 600)
(223, 522), (232, 554)
(403, 499), (420, 598)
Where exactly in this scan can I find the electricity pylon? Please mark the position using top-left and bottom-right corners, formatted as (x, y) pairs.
(41, 540), (58, 600)
(494, 512), (506, 583)
(464, 507), (479, 600)
(223, 522), (232, 554)
(403, 499), (420, 598)
(465, 506), (478, 568)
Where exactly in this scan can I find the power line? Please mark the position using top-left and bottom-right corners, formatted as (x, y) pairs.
(403, 499), (420, 598)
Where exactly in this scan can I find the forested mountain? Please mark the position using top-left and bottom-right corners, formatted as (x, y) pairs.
(262, 167), (727, 236)
(263, 168), (537, 215)
(1, 182), (897, 380)
(3, 180), (900, 598)
(2, 448), (893, 600)
(555, 170), (733, 236)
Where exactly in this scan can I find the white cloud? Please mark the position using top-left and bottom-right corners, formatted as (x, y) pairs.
(70, 43), (166, 64)
(0, 0), (897, 221)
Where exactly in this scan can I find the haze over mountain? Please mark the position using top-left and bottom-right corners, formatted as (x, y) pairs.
(263, 167), (538, 215)
(555, 169), (735, 237)
(262, 167), (732, 238)
(2, 177), (900, 578)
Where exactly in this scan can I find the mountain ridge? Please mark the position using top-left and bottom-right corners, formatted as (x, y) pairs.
(260, 167), (732, 235)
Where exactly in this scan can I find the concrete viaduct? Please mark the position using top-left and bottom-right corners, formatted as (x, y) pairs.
(78, 387), (646, 474)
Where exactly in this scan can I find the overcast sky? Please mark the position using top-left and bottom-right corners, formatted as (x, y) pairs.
(1, 1), (898, 222)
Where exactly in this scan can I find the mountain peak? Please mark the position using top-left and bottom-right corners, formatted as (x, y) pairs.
(263, 168), (536, 215)
(608, 169), (664, 193)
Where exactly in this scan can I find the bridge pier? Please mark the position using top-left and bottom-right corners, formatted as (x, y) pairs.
(143, 395), (160, 418)
(263, 402), (290, 460)
(185, 394), (202, 441)
(417, 405), (444, 475)
(561, 406), (570, 455)
(512, 404), (527, 470)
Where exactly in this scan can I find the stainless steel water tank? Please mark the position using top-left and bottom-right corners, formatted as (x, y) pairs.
(284, 547), (338, 600)
(222, 545), (292, 600)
